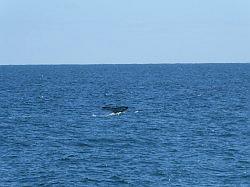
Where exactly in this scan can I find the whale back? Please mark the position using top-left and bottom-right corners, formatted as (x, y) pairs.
(102, 106), (128, 113)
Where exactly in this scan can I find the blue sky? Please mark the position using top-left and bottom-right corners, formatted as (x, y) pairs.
(0, 0), (250, 64)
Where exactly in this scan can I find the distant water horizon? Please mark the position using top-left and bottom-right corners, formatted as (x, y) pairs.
(0, 64), (249, 186)
(1, 62), (250, 66)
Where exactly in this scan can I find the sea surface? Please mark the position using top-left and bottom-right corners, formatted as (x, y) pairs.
(0, 64), (249, 186)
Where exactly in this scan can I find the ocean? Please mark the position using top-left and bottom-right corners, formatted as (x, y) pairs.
(0, 64), (249, 186)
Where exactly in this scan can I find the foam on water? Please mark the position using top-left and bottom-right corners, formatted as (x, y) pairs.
(92, 111), (125, 118)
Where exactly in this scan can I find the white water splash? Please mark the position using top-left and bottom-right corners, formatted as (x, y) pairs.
(92, 112), (124, 118)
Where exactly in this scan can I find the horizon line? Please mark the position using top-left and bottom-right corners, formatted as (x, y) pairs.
(0, 62), (249, 66)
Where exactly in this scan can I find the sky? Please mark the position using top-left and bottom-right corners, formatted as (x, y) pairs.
(0, 0), (250, 64)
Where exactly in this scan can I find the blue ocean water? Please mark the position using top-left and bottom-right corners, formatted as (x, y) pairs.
(0, 64), (249, 186)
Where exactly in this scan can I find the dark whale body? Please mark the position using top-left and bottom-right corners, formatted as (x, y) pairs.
(102, 106), (128, 113)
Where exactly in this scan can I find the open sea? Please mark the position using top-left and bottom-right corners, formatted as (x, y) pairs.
(0, 64), (249, 186)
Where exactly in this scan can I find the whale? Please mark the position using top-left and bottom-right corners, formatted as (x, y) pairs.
(102, 105), (128, 114)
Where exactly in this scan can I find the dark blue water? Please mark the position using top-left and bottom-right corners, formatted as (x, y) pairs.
(0, 64), (249, 186)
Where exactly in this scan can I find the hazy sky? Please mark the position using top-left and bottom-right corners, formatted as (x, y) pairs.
(0, 0), (250, 64)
